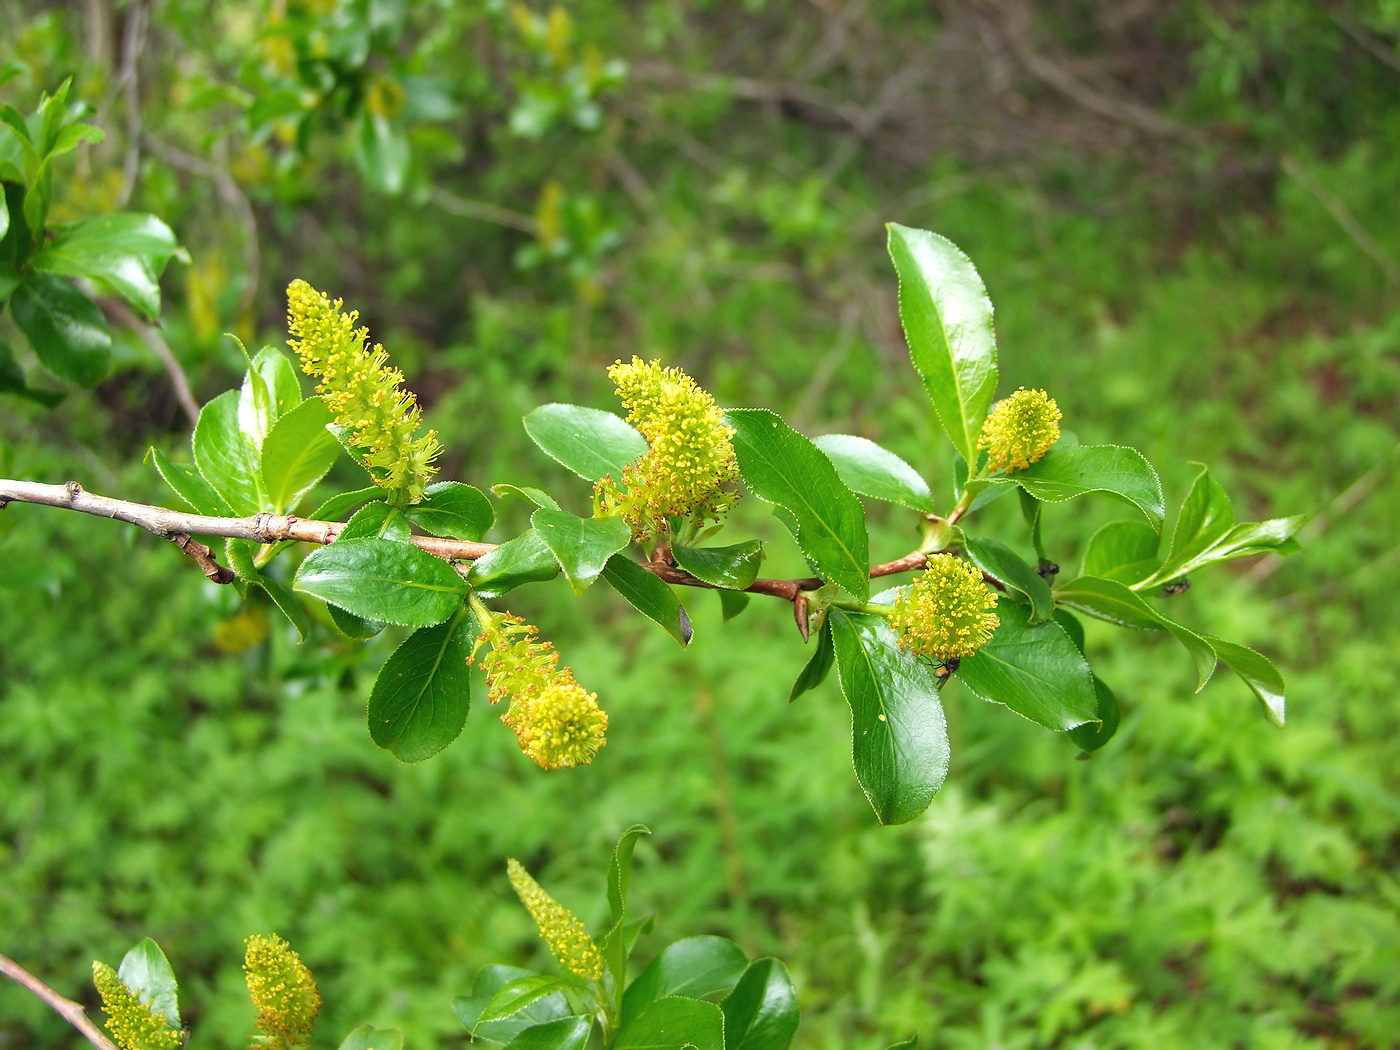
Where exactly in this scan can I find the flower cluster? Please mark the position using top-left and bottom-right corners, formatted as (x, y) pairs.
(244, 934), (321, 1050)
(285, 279), (441, 503)
(506, 858), (606, 981)
(977, 387), (1061, 473)
(477, 613), (608, 770)
(595, 356), (738, 540)
(92, 962), (182, 1050)
(890, 554), (1001, 661)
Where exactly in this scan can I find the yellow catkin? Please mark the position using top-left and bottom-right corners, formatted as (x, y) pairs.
(889, 554), (1001, 662)
(977, 387), (1062, 473)
(506, 858), (606, 981)
(244, 934), (321, 1050)
(91, 962), (182, 1050)
(594, 356), (738, 540)
(477, 614), (608, 769)
(285, 279), (441, 503)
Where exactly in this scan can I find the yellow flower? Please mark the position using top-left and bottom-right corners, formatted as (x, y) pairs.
(595, 357), (738, 540)
(285, 280), (441, 503)
(92, 962), (182, 1050)
(506, 858), (606, 981)
(477, 613), (608, 769)
(977, 388), (1061, 473)
(244, 934), (321, 1050)
(890, 554), (1000, 661)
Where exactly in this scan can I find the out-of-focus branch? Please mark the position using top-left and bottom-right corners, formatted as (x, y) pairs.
(429, 187), (540, 234)
(0, 951), (118, 1050)
(99, 297), (200, 427)
(1281, 153), (1400, 286)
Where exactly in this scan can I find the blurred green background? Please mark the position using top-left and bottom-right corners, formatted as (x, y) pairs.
(2, 1), (1399, 1046)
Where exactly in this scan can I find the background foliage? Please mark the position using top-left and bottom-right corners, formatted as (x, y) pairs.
(2, 0), (1398, 1046)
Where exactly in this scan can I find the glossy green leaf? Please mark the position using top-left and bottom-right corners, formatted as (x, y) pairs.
(813, 433), (934, 512)
(456, 966), (571, 1044)
(32, 213), (181, 322)
(338, 1025), (405, 1050)
(405, 481), (494, 541)
(886, 223), (998, 466)
(341, 502), (411, 542)
(727, 409), (869, 600)
(718, 589), (750, 621)
(148, 445), (231, 517)
(478, 976), (575, 1028)
(310, 486), (381, 524)
(964, 537), (1054, 623)
(990, 445), (1166, 530)
(357, 110), (409, 195)
(603, 555), (690, 646)
(524, 403), (648, 481)
(368, 613), (471, 761)
(721, 958), (800, 1050)
(1081, 519), (1160, 583)
(226, 539), (313, 643)
(604, 823), (653, 989)
(1054, 575), (1217, 690)
(1204, 635), (1286, 727)
(614, 996), (725, 1050)
(237, 346), (301, 451)
(622, 937), (748, 1027)
(502, 1017), (593, 1050)
(789, 619), (835, 702)
(493, 483), (562, 510)
(260, 397), (340, 513)
(294, 537), (468, 627)
(328, 603), (384, 640)
(830, 609), (950, 825)
(958, 599), (1099, 730)
(1067, 676), (1121, 754)
(117, 938), (180, 1028)
(469, 530), (561, 598)
(10, 273), (110, 386)
(193, 390), (263, 514)
(0, 337), (62, 405)
(672, 540), (763, 591)
(532, 508), (631, 593)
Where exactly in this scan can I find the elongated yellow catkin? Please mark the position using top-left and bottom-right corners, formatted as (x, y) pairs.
(91, 962), (182, 1050)
(244, 934), (321, 1050)
(506, 858), (606, 981)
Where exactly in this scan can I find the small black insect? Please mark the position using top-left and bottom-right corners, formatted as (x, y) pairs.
(932, 657), (961, 690)
(1162, 577), (1191, 595)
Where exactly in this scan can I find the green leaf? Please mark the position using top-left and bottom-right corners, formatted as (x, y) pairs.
(1081, 520), (1160, 583)
(356, 110), (409, 195)
(148, 446), (231, 517)
(964, 537), (1054, 623)
(0, 337), (63, 406)
(310, 486), (382, 524)
(829, 610), (950, 825)
(341, 502), (411, 542)
(622, 937), (748, 1027)
(604, 824), (654, 991)
(524, 403), (648, 481)
(404, 481), (494, 541)
(1067, 676), (1121, 754)
(338, 1025), (405, 1050)
(726, 409), (869, 601)
(294, 537), (468, 627)
(885, 223), (998, 466)
(885, 1039), (918, 1049)
(718, 589), (750, 621)
(721, 958), (800, 1050)
(478, 976), (575, 1028)
(117, 938), (180, 1028)
(32, 213), (181, 322)
(532, 508), (631, 593)
(501, 1017), (593, 1050)
(493, 483), (561, 510)
(614, 996), (725, 1050)
(328, 602), (384, 640)
(789, 619), (835, 702)
(957, 599), (1099, 730)
(456, 966), (571, 1044)
(1204, 635), (1286, 727)
(672, 540), (763, 590)
(603, 556), (691, 646)
(469, 530), (561, 598)
(812, 434), (934, 512)
(1053, 575), (1217, 690)
(261, 397), (340, 513)
(989, 445), (1166, 530)
(226, 539), (314, 643)
(10, 273), (110, 386)
(237, 345), (301, 451)
(193, 390), (263, 514)
(368, 613), (471, 762)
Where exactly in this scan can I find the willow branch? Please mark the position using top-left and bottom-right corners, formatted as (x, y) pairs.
(0, 952), (118, 1050)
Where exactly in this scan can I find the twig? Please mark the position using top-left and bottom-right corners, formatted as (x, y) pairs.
(1281, 152), (1400, 286)
(115, 0), (147, 207)
(99, 297), (200, 427)
(168, 533), (236, 583)
(428, 187), (539, 234)
(1325, 3), (1400, 77)
(0, 952), (118, 1050)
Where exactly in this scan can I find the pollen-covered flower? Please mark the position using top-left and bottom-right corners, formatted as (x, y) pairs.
(477, 613), (608, 769)
(92, 962), (182, 1050)
(594, 356), (738, 540)
(285, 279), (441, 503)
(977, 388), (1061, 473)
(890, 554), (1000, 661)
(506, 858), (606, 981)
(244, 934), (321, 1050)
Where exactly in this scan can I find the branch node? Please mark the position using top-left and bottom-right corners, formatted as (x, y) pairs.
(169, 533), (237, 584)
(65, 481), (83, 503)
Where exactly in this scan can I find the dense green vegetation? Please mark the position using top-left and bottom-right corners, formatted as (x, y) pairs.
(2, 2), (1399, 1047)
